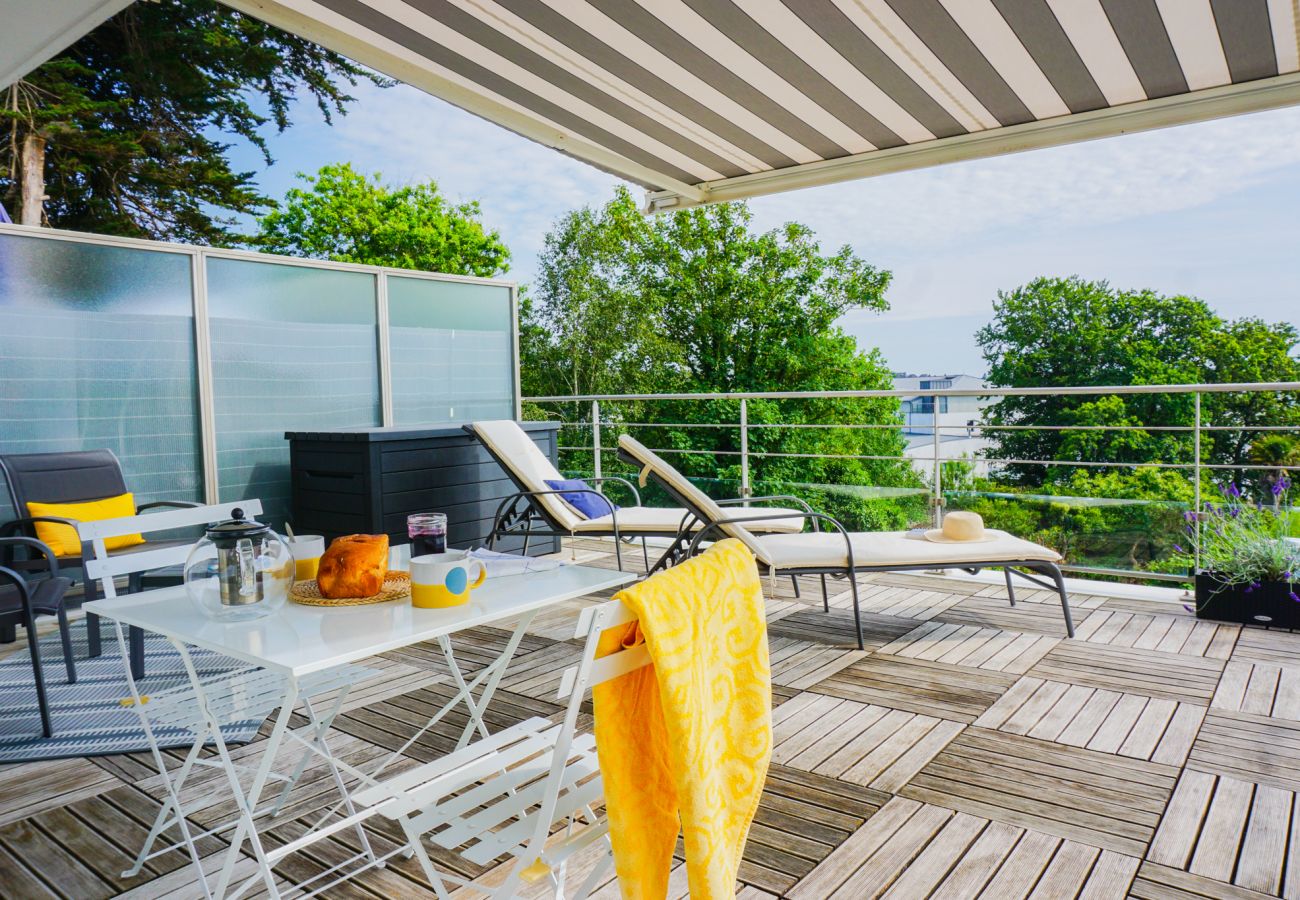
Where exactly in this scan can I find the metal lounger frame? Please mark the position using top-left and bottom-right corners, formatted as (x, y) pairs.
(617, 445), (1074, 650)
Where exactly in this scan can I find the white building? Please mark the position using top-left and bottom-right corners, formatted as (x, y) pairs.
(893, 374), (994, 478)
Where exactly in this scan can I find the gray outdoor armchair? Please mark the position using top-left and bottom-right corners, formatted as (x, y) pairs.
(0, 449), (199, 678)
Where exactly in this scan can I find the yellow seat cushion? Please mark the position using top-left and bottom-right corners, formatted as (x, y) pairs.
(26, 493), (145, 558)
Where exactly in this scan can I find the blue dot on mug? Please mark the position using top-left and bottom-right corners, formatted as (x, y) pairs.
(444, 567), (468, 594)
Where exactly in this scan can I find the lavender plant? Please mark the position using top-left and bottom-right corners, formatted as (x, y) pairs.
(1178, 479), (1299, 600)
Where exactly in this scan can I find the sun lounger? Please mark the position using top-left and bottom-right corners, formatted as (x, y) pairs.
(617, 434), (1073, 649)
(466, 421), (808, 571)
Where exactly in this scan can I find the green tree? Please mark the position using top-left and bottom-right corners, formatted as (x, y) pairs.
(1248, 434), (1300, 509)
(978, 276), (1300, 484)
(525, 187), (923, 527)
(1, 0), (385, 242)
(254, 164), (510, 276)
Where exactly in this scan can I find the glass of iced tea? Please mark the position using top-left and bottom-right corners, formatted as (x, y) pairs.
(408, 513), (448, 557)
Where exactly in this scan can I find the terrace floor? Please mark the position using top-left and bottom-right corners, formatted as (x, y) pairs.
(2, 538), (1298, 899)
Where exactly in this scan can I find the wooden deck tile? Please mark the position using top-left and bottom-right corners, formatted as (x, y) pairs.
(877, 621), (1060, 674)
(1231, 628), (1300, 668)
(1212, 659), (1300, 720)
(789, 796), (1141, 899)
(767, 638), (864, 690)
(828, 582), (965, 620)
(972, 581), (1107, 611)
(1072, 609), (1238, 659)
(899, 727), (1178, 856)
(0, 755), (123, 828)
(1028, 641), (1224, 704)
(767, 607), (917, 649)
(0, 784), (227, 900)
(772, 694), (964, 791)
(714, 763), (888, 895)
(935, 594), (1076, 637)
(1129, 861), (1280, 899)
(810, 652), (1018, 723)
(1187, 710), (1300, 792)
(976, 677), (1206, 764)
(1148, 770), (1300, 896)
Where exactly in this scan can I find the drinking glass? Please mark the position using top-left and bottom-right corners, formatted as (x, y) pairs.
(408, 512), (448, 556)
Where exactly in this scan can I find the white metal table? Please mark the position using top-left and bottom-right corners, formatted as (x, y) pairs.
(84, 563), (633, 900)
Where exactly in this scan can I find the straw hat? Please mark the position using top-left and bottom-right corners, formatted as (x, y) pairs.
(924, 511), (995, 543)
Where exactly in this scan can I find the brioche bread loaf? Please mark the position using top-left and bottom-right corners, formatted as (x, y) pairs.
(316, 533), (389, 598)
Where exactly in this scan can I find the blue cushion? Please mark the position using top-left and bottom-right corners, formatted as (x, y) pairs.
(544, 478), (617, 519)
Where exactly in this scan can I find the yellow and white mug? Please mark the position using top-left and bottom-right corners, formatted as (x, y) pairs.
(410, 550), (487, 608)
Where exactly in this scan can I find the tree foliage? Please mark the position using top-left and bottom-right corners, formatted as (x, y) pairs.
(1, 0), (386, 242)
(523, 188), (924, 527)
(254, 163), (510, 276)
(978, 276), (1300, 485)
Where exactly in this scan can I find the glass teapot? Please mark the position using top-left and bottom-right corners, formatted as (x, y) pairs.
(184, 508), (294, 621)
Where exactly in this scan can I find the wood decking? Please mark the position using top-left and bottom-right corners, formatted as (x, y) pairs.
(3, 538), (1300, 898)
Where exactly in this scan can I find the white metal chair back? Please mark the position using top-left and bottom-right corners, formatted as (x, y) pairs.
(354, 595), (652, 899)
(78, 499), (263, 599)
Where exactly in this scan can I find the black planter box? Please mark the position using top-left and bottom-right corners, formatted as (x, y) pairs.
(285, 422), (561, 556)
(1195, 572), (1300, 629)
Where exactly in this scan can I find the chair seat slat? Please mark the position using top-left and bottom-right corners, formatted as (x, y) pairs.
(353, 716), (554, 811)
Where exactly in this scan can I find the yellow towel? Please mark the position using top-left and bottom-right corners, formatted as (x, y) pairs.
(593, 539), (771, 900)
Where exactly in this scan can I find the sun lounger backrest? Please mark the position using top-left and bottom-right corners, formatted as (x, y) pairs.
(617, 435), (772, 564)
(471, 420), (582, 531)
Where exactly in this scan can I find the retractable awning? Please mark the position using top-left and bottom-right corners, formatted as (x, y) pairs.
(0, 0), (132, 88)
(97, 2), (1300, 210)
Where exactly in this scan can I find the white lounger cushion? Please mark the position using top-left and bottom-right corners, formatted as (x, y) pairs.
(754, 529), (1062, 570)
(476, 422), (805, 537)
(473, 420), (581, 531)
(617, 435), (774, 558)
(573, 504), (806, 535)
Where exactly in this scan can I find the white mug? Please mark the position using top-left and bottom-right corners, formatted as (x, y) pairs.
(410, 550), (487, 608)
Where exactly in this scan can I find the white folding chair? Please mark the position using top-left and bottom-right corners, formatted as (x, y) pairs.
(354, 597), (650, 899)
(79, 501), (380, 897)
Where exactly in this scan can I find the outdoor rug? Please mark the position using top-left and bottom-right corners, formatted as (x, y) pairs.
(0, 620), (266, 763)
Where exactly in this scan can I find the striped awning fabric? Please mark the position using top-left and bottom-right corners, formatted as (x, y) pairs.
(229, 0), (1300, 209)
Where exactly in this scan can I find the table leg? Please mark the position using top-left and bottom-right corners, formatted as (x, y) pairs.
(173, 642), (298, 900)
(112, 621), (213, 899)
(439, 609), (539, 751)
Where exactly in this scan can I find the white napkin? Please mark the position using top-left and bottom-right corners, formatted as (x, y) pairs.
(468, 547), (563, 577)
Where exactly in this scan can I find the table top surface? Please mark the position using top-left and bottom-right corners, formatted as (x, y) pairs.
(83, 564), (634, 677)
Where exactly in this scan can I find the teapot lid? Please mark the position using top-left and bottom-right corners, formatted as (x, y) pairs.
(205, 508), (271, 543)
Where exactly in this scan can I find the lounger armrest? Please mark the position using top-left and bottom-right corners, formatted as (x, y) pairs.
(716, 494), (817, 530)
(491, 488), (622, 532)
(717, 495), (813, 513)
(136, 500), (201, 513)
(687, 511), (855, 571)
(583, 476), (642, 507)
(0, 536), (60, 577)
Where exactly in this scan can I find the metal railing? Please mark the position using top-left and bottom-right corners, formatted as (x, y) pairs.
(525, 381), (1300, 586)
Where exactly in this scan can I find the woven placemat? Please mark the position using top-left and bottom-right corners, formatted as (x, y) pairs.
(290, 571), (411, 607)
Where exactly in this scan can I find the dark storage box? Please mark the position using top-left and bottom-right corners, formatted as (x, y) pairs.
(1195, 572), (1300, 629)
(285, 422), (561, 555)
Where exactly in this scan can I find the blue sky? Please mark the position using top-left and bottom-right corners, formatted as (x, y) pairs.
(230, 80), (1300, 377)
